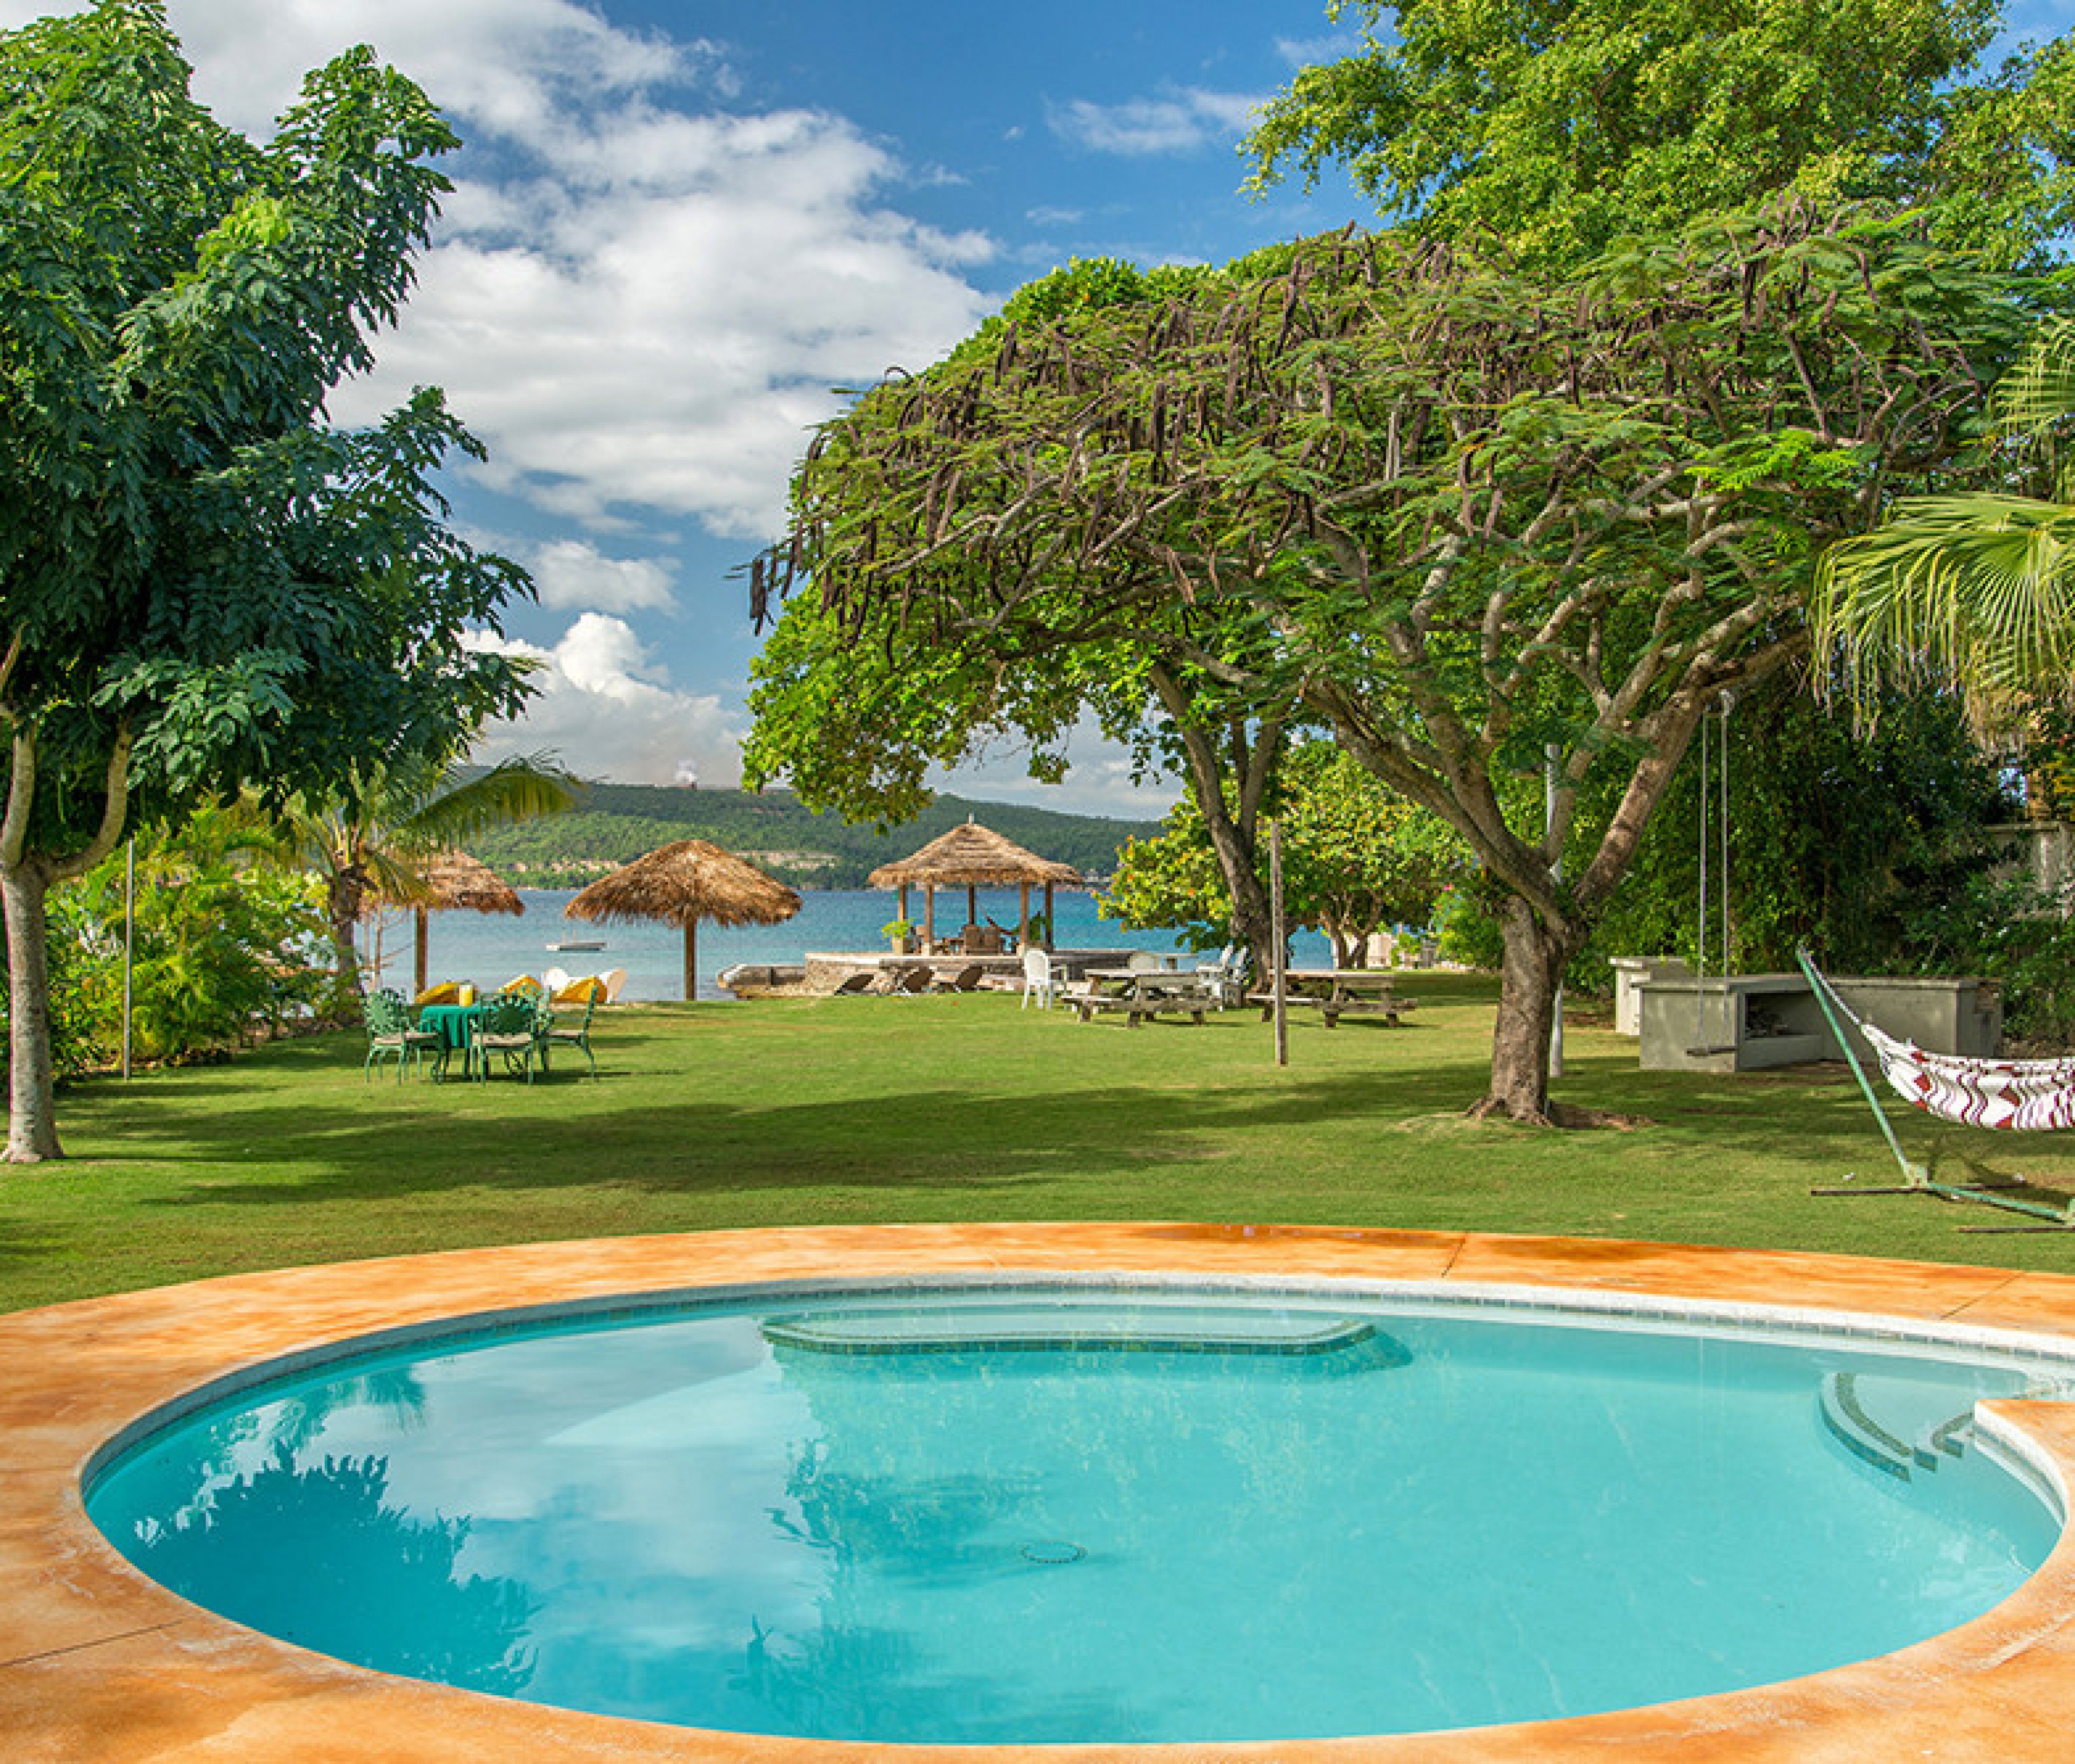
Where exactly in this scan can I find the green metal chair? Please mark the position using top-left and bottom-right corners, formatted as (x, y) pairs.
(544, 987), (600, 1079)
(363, 989), (439, 1083)
(470, 990), (547, 1083)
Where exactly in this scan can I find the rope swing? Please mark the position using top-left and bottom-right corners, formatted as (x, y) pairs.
(1689, 697), (1735, 1058)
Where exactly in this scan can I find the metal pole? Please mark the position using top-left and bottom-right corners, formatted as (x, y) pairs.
(1269, 820), (1289, 1068)
(1546, 743), (1563, 1079)
(121, 838), (135, 1080)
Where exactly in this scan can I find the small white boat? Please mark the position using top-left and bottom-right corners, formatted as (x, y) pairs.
(547, 939), (607, 952)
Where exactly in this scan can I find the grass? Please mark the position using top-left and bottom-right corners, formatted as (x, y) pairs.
(7, 972), (2075, 1315)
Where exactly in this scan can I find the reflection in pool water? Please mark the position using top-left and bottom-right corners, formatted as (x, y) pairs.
(88, 1286), (2071, 1744)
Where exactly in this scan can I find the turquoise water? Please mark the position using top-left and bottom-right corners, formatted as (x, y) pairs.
(362, 887), (1328, 1002)
(86, 1285), (2066, 1745)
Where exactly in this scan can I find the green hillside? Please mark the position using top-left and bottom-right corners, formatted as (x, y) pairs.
(467, 783), (1162, 889)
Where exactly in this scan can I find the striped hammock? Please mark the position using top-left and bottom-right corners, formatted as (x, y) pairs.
(1857, 1019), (2075, 1133)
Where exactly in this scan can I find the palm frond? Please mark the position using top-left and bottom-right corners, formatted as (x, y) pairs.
(1813, 492), (2075, 736)
(1992, 318), (2075, 436)
(393, 756), (579, 852)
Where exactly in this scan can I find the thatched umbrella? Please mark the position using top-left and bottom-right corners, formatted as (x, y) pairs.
(398, 850), (523, 994)
(867, 820), (1082, 952)
(565, 840), (801, 1001)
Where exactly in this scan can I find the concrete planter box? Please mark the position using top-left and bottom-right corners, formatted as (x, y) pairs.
(1637, 972), (2001, 1074)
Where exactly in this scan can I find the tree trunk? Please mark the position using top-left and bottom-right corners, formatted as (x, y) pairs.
(1472, 894), (1575, 1126)
(326, 872), (364, 996)
(1, 856), (61, 1162)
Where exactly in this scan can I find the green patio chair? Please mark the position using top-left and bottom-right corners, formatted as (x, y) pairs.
(363, 988), (439, 1084)
(470, 989), (547, 1084)
(544, 986), (600, 1079)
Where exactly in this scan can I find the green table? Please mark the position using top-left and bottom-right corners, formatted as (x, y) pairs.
(414, 1004), (487, 1079)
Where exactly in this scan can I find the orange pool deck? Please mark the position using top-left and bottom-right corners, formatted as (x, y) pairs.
(11, 1220), (2075, 1761)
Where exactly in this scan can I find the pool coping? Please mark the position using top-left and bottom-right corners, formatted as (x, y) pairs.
(8, 1220), (2075, 1761)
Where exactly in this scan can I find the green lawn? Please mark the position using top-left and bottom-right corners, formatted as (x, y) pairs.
(8, 973), (2073, 1314)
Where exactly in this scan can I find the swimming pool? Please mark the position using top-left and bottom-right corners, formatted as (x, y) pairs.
(83, 1279), (2071, 1743)
(15, 1224), (2075, 1760)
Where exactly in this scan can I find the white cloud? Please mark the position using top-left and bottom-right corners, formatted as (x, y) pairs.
(465, 616), (741, 788)
(351, 104), (994, 536)
(1275, 32), (1367, 67)
(528, 539), (675, 615)
(940, 718), (1181, 823)
(6, 0), (997, 542)
(1048, 87), (1265, 157)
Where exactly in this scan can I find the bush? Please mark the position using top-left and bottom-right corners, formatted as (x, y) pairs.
(23, 812), (344, 1076)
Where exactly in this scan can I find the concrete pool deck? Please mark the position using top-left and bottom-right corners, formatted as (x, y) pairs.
(9, 1220), (2075, 1760)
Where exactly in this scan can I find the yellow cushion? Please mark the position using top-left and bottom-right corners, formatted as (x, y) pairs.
(414, 981), (460, 1007)
(552, 977), (606, 1005)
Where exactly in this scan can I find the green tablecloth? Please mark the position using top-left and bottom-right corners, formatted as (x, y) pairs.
(415, 1004), (487, 1072)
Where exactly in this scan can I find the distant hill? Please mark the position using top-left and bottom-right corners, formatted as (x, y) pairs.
(466, 782), (1164, 890)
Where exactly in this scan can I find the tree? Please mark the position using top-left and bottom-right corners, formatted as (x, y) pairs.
(1107, 744), (1465, 964)
(746, 258), (1302, 968)
(251, 755), (575, 995)
(0, 2), (535, 1159)
(1813, 317), (2075, 739)
(1244, 0), (2075, 272)
(756, 211), (2039, 1122)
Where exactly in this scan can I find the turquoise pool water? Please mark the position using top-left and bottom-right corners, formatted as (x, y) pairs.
(86, 1284), (2070, 1744)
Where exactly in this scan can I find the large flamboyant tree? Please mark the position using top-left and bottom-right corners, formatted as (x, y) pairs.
(753, 210), (2042, 1122)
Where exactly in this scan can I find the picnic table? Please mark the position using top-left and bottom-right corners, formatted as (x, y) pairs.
(1067, 966), (1221, 1026)
(1248, 968), (1417, 1028)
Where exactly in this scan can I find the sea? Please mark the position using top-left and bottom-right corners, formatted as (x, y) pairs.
(360, 887), (1330, 1003)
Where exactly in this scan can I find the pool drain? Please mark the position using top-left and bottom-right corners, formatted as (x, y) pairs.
(1022, 1540), (1086, 1565)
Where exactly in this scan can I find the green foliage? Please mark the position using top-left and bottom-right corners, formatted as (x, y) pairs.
(1245, 0), (2075, 271)
(1435, 676), (2019, 991)
(1104, 745), (1468, 957)
(1815, 317), (2075, 740)
(29, 810), (341, 1074)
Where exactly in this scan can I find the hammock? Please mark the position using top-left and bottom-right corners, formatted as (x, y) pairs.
(1797, 951), (2075, 1230)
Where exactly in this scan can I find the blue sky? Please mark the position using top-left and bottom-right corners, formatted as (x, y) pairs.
(10, 1), (2073, 816)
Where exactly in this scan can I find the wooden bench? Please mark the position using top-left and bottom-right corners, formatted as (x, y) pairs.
(1064, 985), (1210, 1026)
(1247, 991), (1417, 1028)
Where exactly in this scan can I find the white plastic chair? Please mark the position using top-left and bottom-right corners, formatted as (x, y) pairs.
(1127, 950), (1163, 973)
(1020, 947), (1057, 1010)
(600, 967), (628, 1003)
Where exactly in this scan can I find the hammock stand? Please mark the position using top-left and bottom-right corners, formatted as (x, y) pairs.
(1797, 949), (2075, 1232)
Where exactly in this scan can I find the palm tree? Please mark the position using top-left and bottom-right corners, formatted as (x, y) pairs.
(1814, 318), (2075, 741)
(252, 754), (577, 994)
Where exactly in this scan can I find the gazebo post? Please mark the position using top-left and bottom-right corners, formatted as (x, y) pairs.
(1019, 881), (1030, 948)
(1044, 883), (1055, 950)
(966, 883), (977, 930)
(923, 887), (936, 953)
(414, 908), (430, 996)
(683, 922), (698, 1001)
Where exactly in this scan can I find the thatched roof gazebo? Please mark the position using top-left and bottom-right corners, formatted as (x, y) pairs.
(565, 840), (801, 1001)
(399, 850), (523, 994)
(868, 820), (1082, 952)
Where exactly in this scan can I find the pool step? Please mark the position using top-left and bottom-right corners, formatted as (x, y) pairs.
(763, 1305), (1408, 1364)
(1819, 1372), (1973, 1480)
